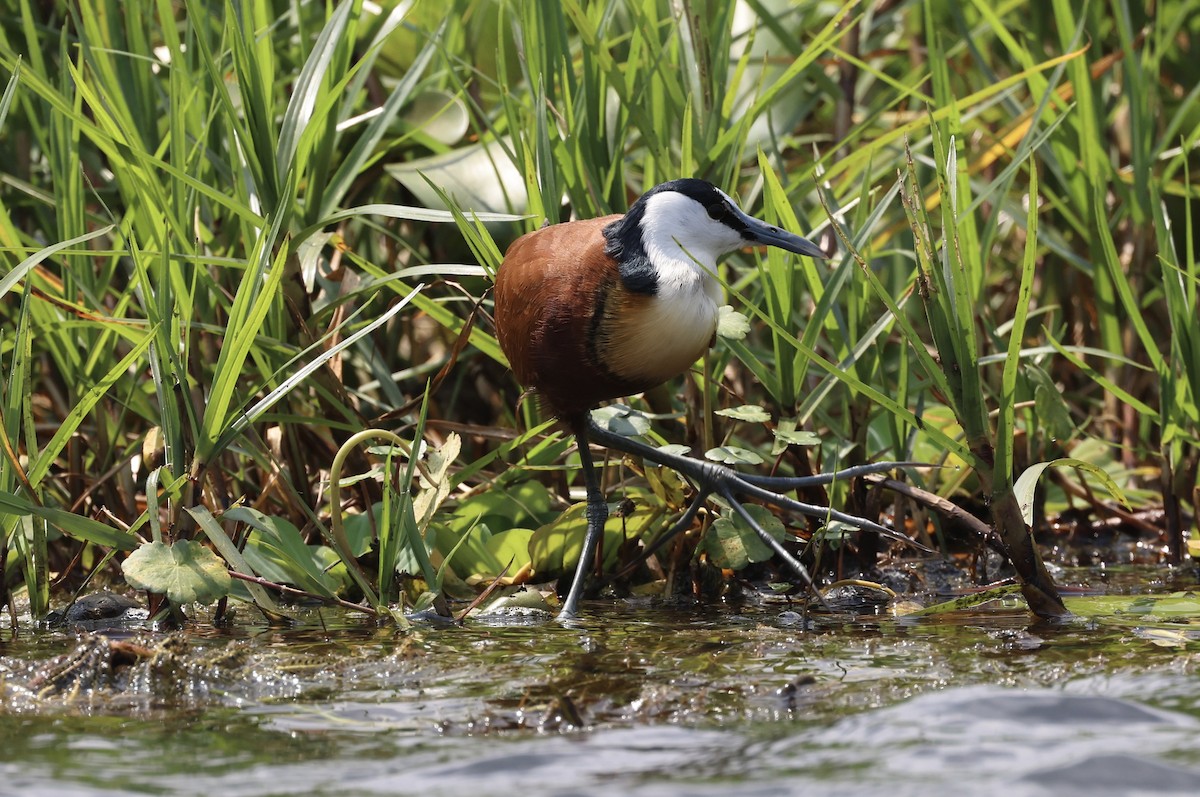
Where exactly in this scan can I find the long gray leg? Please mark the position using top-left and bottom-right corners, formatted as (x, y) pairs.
(559, 424), (607, 620)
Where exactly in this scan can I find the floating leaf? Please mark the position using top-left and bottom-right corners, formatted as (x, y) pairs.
(703, 505), (783, 570)
(656, 443), (691, 457)
(1064, 592), (1200, 620)
(705, 446), (764, 465)
(716, 404), (771, 423)
(121, 540), (231, 605)
(716, 305), (750, 339)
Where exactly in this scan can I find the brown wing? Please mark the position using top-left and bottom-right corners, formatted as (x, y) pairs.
(494, 214), (645, 419)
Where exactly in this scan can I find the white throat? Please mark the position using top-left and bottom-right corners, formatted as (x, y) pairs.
(638, 191), (742, 305)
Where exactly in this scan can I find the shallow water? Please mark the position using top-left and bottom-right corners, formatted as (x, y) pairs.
(3, 579), (1200, 796)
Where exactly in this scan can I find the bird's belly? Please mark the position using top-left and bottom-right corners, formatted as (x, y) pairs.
(604, 289), (719, 385)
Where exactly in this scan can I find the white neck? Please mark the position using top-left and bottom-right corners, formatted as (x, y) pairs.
(639, 191), (742, 301)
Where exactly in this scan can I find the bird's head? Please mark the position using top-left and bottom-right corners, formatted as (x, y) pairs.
(604, 178), (827, 287)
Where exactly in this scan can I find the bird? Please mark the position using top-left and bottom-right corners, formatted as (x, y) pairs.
(493, 178), (914, 618)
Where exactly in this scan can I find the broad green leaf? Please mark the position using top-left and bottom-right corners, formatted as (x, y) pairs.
(528, 500), (658, 580)
(591, 404), (652, 436)
(226, 506), (339, 597)
(703, 505), (783, 570)
(484, 528), (535, 577)
(121, 540), (231, 605)
(187, 505), (286, 617)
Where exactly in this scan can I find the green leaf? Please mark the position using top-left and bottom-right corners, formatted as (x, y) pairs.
(0, 224), (115, 301)
(703, 505), (783, 570)
(528, 500), (657, 580)
(1013, 458), (1131, 527)
(705, 446), (763, 465)
(1064, 592), (1200, 620)
(0, 490), (137, 550)
(227, 506), (339, 597)
(121, 540), (232, 605)
(716, 404), (771, 423)
(773, 428), (822, 447)
(591, 404), (651, 436)
(485, 528), (535, 575)
(716, 305), (750, 339)
(187, 505), (285, 616)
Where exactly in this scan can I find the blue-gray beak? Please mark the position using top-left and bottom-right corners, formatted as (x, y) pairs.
(737, 209), (828, 259)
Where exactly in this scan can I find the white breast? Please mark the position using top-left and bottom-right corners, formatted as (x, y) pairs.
(611, 276), (722, 383)
(612, 191), (734, 382)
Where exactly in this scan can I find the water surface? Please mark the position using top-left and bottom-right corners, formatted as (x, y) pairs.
(3, 582), (1200, 796)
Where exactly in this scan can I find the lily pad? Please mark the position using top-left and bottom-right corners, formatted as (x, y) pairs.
(121, 540), (231, 605)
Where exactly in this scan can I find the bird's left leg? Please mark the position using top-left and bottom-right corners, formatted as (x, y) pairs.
(558, 421), (608, 620)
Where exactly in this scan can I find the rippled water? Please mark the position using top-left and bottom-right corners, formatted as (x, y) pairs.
(3, 586), (1200, 796)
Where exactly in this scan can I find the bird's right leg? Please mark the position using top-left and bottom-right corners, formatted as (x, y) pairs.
(558, 422), (608, 620)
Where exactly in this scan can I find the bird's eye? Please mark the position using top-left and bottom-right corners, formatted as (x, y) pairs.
(706, 203), (725, 220)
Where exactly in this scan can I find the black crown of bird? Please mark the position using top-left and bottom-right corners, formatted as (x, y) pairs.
(493, 177), (923, 619)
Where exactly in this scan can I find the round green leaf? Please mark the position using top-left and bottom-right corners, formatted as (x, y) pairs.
(703, 505), (784, 570)
(591, 404), (651, 436)
(121, 540), (231, 605)
(773, 428), (821, 447)
(705, 446), (764, 465)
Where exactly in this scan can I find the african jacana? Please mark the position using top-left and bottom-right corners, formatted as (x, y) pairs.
(494, 178), (912, 618)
